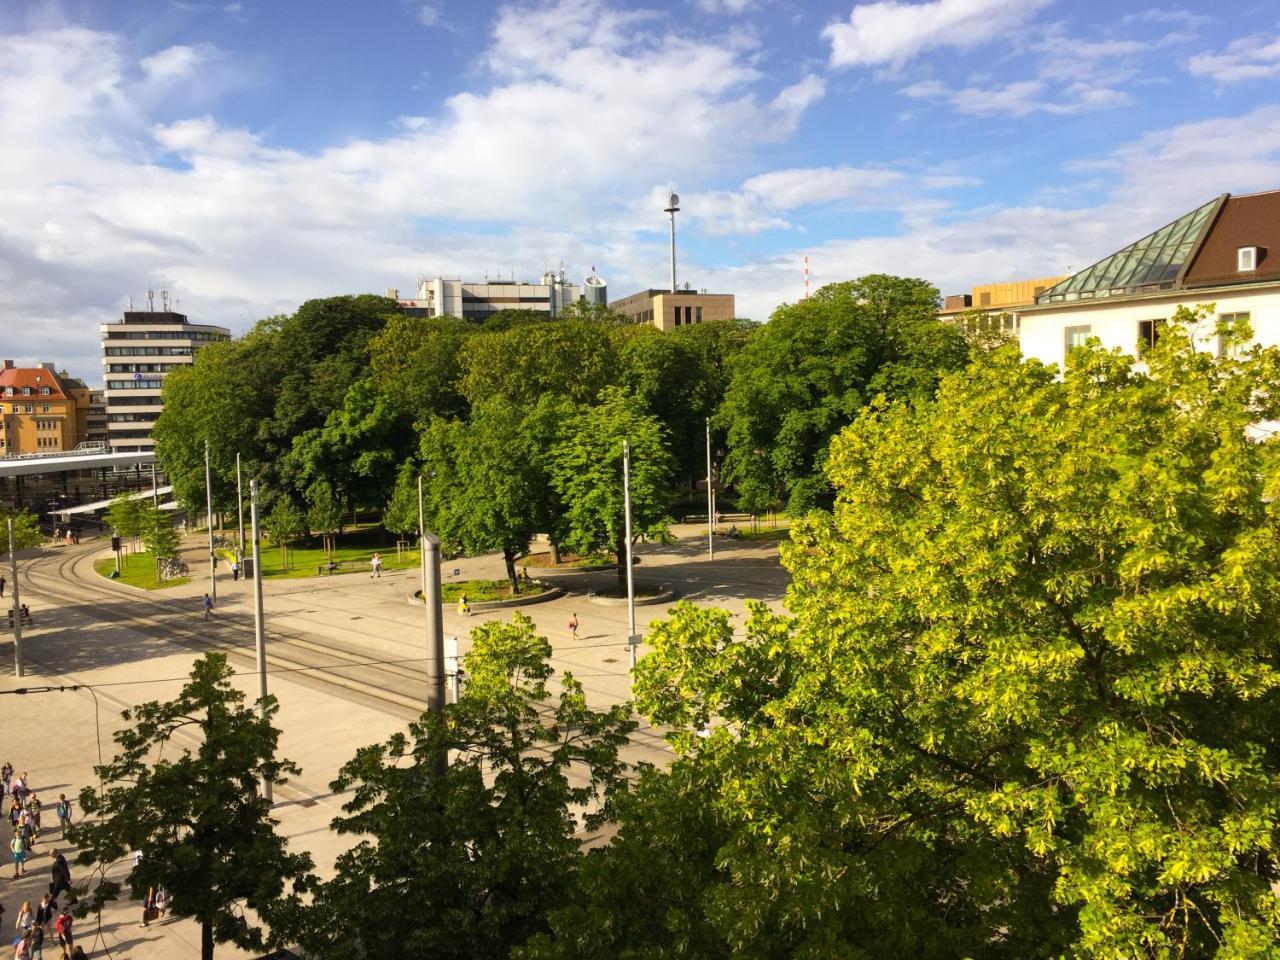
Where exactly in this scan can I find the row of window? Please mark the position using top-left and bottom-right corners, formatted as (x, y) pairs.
(104, 347), (193, 357)
(108, 413), (160, 423)
(107, 363), (183, 373)
(1063, 312), (1251, 362)
(3, 385), (52, 397)
(0, 437), (64, 449)
(7, 404), (52, 414)
(673, 306), (704, 327)
(106, 379), (165, 390)
(103, 331), (225, 341)
(103, 395), (163, 407)
(34, 419), (62, 432)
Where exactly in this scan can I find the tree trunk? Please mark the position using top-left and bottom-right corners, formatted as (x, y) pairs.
(549, 540), (561, 565)
(202, 919), (213, 960)
(504, 547), (520, 595)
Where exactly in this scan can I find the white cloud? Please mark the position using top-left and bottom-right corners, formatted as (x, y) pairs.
(415, 4), (443, 26)
(696, 0), (757, 13)
(0, 4), (826, 380)
(901, 77), (1131, 116)
(824, 0), (1053, 69)
(1190, 34), (1280, 85)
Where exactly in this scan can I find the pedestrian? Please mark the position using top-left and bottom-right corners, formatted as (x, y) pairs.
(202, 593), (214, 621)
(457, 593), (469, 617)
(55, 795), (70, 835)
(0, 574), (6, 598)
(68, 947), (86, 960)
(568, 612), (579, 640)
(27, 923), (43, 960)
(141, 886), (156, 927)
(54, 908), (72, 956)
(15, 900), (31, 931)
(11, 772), (26, 806)
(13, 930), (31, 960)
(71, 529), (79, 545)
(370, 553), (382, 578)
(1, 762), (11, 797)
(49, 848), (71, 899)
(154, 885), (171, 918)
(34, 894), (55, 930)
(230, 559), (239, 582)
(11, 829), (28, 876)
(26, 794), (41, 840)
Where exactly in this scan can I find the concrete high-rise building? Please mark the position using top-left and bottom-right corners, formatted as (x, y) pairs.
(609, 289), (736, 331)
(85, 390), (108, 446)
(0, 362), (93, 456)
(583, 270), (608, 307)
(390, 272), (581, 321)
(100, 301), (230, 452)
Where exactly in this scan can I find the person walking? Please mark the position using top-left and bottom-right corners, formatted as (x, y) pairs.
(11, 828), (27, 877)
(54, 908), (72, 956)
(33, 894), (55, 931)
(13, 930), (31, 960)
(230, 559), (239, 582)
(49, 849), (71, 899)
(27, 923), (43, 960)
(14, 900), (32, 932)
(568, 612), (579, 640)
(370, 553), (382, 578)
(202, 593), (214, 621)
(0, 574), (6, 598)
(55, 795), (70, 835)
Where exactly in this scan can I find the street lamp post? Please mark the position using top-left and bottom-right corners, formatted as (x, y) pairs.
(418, 477), (446, 721)
(249, 478), (271, 804)
(706, 418), (714, 561)
(204, 439), (216, 603)
(664, 193), (680, 294)
(236, 452), (246, 559)
(7, 518), (24, 678)
(623, 440), (638, 669)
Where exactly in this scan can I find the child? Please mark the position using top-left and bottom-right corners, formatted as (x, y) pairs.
(55, 795), (71, 835)
(568, 613), (579, 640)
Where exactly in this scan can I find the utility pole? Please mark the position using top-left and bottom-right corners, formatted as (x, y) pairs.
(664, 192), (680, 294)
(706, 418), (714, 561)
(204, 439), (216, 603)
(7, 519), (24, 678)
(150, 462), (158, 508)
(249, 479), (271, 804)
(419, 478), (447, 722)
(236, 453), (245, 558)
(623, 440), (638, 669)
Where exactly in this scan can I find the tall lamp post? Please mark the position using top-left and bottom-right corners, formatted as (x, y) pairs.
(7, 518), (24, 678)
(623, 440), (638, 669)
(236, 453), (246, 559)
(706, 418), (714, 561)
(664, 192), (680, 294)
(249, 479), (271, 804)
(204, 439), (216, 603)
(418, 477), (446, 718)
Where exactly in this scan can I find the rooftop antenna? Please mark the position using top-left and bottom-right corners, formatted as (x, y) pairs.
(803, 255), (810, 300)
(146, 287), (155, 312)
(128, 295), (134, 311)
(161, 289), (170, 312)
(664, 191), (680, 294)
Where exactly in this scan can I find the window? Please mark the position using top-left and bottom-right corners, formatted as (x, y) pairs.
(40, 386), (49, 396)
(696, 306), (703, 323)
(41, 404), (50, 413)
(1238, 246), (1258, 272)
(1137, 319), (1163, 354)
(21, 387), (30, 396)
(1217, 312), (1251, 358)
(1064, 324), (1092, 362)
(979, 292), (992, 306)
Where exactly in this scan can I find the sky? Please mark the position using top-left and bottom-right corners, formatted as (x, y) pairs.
(2, 0), (1280, 385)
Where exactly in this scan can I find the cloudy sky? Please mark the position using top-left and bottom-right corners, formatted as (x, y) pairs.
(2, 0), (1280, 384)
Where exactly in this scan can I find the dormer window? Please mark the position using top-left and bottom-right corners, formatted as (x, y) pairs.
(1238, 246), (1259, 272)
(40, 386), (50, 396)
(21, 387), (30, 396)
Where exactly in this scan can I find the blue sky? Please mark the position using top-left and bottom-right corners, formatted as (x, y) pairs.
(2, 0), (1280, 383)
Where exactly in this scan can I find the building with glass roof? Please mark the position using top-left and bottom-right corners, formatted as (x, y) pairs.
(1016, 189), (1280, 367)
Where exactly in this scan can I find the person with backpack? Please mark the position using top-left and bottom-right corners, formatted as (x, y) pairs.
(49, 849), (71, 899)
(12, 929), (31, 960)
(26, 924), (43, 960)
(54, 795), (70, 836)
(202, 593), (214, 621)
(54, 908), (72, 956)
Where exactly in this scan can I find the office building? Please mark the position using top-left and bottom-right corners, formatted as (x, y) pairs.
(0, 361), (92, 455)
(609, 289), (736, 331)
(86, 390), (108, 446)
(100, 299), (230, 452)
(938, 275), (1068, 337)
(390, 272), (581, 321)
(1018, 190), (1280, 366)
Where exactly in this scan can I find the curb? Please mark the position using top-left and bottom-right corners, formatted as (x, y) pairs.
(521, 562), (618, 575)
(587, 585), (675, 607)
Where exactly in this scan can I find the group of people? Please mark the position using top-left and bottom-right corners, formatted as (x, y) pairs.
(48, 529), (79, 547)
(3, 765), (80, 959)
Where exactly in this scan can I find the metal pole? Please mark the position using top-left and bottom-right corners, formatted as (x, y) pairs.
(8, 519), (23, 678)
(668, 210), (677, 294)
(249, 479), (271, 804)
(419, 478), (447, 724)
(706, 418), (714, 561)
(623, 440), (637, 669)
(151, 463), (158, 508)
(204, 439), (216, 603)
(236, 453), (245, 558)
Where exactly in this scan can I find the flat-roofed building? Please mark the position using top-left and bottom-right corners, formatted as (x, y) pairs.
(100, 304), (230, 452)
(0, 361), (92, 456)
(938, 275), (1068, 337)
(609, 289), (736, 331)
(390, 272), (581, 321)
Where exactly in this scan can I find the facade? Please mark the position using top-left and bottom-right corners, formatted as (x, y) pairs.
(0, 361), (92, 455)
(100, 307), (230, 453)
(583, 271), (608, 307)
(390, 273), (581, 321)
(1019, 190), (1280, 367)
(939, 275), (1068, 336)
(609, 289), (736, 331)
(86, 390), (108, 446)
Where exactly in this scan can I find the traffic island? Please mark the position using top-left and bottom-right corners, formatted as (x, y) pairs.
(587, 584), (675, 606)
(408, 578), (563, 612)
(519, 552), (618, 575)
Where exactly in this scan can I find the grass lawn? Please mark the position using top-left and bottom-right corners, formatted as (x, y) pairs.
(93, 551), (190, 590)
(257, 528), (424, 579)
(423, 578), (551, 603)
(520, 551), (614, 569)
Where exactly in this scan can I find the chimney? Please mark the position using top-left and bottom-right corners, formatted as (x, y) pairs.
(2, 360), (13, 370)
(41, 362), (56, 371)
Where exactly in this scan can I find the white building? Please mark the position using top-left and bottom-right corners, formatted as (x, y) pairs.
(1018, 190), (1280, 366)
(100, 299), (230, 453)
(389, 272), (581, 321)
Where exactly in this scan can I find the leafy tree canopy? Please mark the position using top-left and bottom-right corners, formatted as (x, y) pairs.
(461, 320), (618, 410)
(292, 614), (635, 960)
(718, 275), (967, 514)
(1, 506), (43, 550)
(607, 310), (1280, 958)
(71, 655), (312, 960)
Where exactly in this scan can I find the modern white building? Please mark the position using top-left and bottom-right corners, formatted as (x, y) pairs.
(100, 298), (230, 452)
(1018, 190), (1280, 366)
(389, 272), (581, 321)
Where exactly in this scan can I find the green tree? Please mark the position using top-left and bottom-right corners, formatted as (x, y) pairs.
(142, 507), (181, 581)
(460, 320), (617, 410)
(549, 387), (675, 584)
(366, 314), (472, 424)
(70, 654), (312, 960)
(292, 614), (635, 960)
(263, 498), (306, 570)
(382, 460), (423, 542)
(418, 398), (548, 593)
(718, 275), (967, 514)
(104, 493), (146, 549)
(0, 506), (42, 550)
(602, 310), (1280, 957)
(306, 481), (343, 556)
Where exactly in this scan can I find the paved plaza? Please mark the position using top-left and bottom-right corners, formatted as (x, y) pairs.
(0, 525), (790, 958)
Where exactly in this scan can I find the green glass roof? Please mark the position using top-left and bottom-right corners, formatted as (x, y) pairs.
(1037, 197), (1219, 303)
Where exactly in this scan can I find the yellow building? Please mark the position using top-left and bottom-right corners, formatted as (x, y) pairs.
(0, 361), (92, 456)
(938, 275), (1069, 335)
(609, 289), (736, 331)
